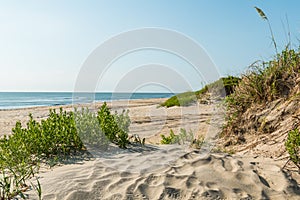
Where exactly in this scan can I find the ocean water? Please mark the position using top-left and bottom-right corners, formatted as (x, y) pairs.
(0, 92), (173, 110)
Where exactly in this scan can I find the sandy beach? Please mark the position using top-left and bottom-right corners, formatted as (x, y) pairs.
(1, 98), (299, 199)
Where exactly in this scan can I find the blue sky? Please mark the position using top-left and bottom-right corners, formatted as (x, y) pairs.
(0, 0), (299, 92)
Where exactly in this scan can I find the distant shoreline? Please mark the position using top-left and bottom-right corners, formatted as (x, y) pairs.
(0, 92), (173, 110)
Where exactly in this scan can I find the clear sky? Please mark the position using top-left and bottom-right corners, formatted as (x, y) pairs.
(0, 0), (299, 92)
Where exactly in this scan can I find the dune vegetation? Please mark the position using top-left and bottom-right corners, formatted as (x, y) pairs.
(1, 6), (299, 199)
(222, 47), (300, 169)
(0, 103), (131, 199)
(1, 49), (300, 198)
(160, 46), (300, 171)
(160, 76), (240, 108)
(160, 7), (300, 172)
(220, 7), (300, 171)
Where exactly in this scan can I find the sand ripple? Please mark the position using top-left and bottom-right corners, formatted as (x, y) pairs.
(26, 147), (300, 200)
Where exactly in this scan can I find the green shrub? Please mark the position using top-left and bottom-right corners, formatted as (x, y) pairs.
(114, 109), (131, 134)
(285, 128), (300, 169)
(0, 103), (131, 199)
(160, 95), (179, 108)
(97, 102), (130, 148)
(33, 108), (83, 158)
(0, 126), (39, 199)
(48, 109), (81, 154)
(1, 126), (36, 169)
(75, 108), (109, 149)
(6, 108), (84, 161)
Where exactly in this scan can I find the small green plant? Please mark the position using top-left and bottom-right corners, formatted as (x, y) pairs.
(114, 109), (131, 134)
(97, 102), (130, 148)
(161, 129), (179, 144)
(285, 128), (300, 170)
(160, 128), (194, 145)
(161, 129), (205, 149)
(75, 108), (109, 149)
(177, 128), (194, 144)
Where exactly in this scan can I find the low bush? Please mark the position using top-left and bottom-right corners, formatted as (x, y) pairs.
(75, 108), (109, 149)
(0, 125), (39, 199)
(97, 102), (130, 148)
(0, 102), (131, 199)
(38, 108), (84, 158)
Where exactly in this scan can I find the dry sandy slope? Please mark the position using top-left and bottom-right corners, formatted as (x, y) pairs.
(0, 99), (299, 199)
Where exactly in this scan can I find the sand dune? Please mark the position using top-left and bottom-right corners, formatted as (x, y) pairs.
(1, 99), (299, 199)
